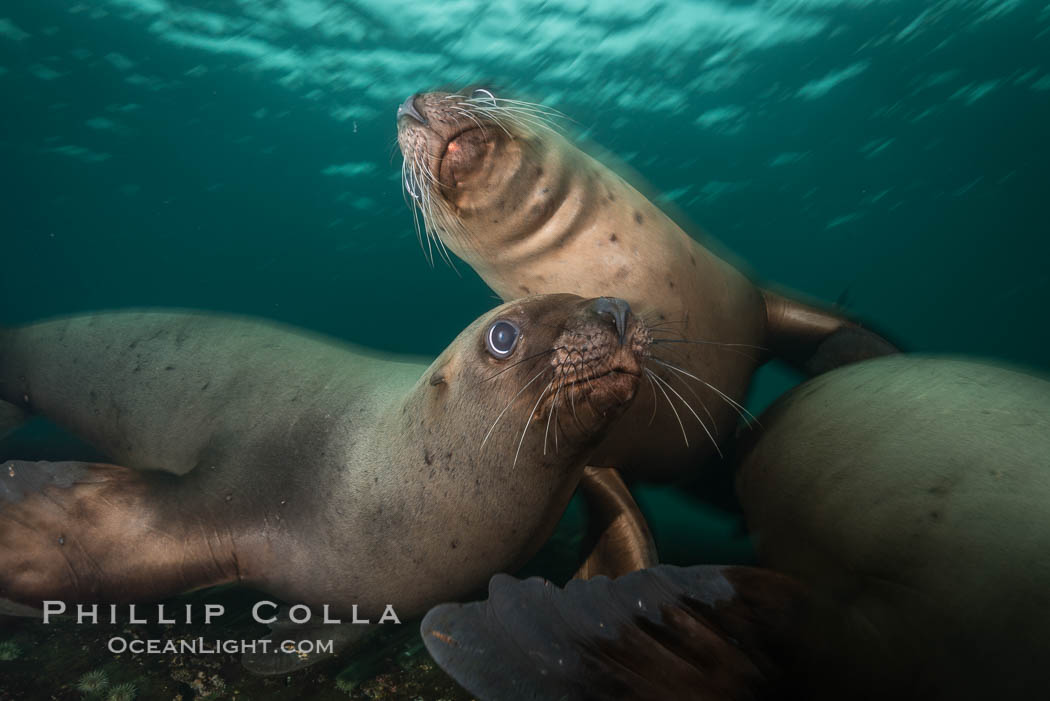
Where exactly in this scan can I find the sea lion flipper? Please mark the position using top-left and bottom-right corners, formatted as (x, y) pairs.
(762, 289), (899, 375)
(422, 565), (809, 701)
(574, 466), (657, 579)
(0, 460), (238, 607)
(242, 620), (373, 675)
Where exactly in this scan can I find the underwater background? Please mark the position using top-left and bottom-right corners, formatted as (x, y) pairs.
(1, 0), (1049, 699)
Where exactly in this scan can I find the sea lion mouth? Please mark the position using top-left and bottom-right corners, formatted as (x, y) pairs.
(395, 89), (561, 191)
(575, 367), (639, 381)
(556, 367), (642, 393)
(395, 89), (565, 266)
(537, 366), (641, 414)
(533, 299), (652, 424)
(437, 125), (487, 182)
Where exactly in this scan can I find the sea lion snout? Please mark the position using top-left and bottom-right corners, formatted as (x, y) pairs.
(592, 297), (631, 345)
(566, 295), (649, 369)
(538, 297), (651, 418)
(396, 93), (427, 126)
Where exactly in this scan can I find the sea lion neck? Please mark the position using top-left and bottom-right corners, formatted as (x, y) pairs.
(446, 139), (622, 297)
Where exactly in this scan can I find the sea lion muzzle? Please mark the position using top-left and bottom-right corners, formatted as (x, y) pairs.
(592, 297), (631, 346)
(396, 93), (427, 125)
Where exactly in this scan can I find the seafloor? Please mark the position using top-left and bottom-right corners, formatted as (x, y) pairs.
(0, 586), (474, 701)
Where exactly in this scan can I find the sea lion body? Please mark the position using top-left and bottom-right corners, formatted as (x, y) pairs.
(737, 355), (1050, 697)
(0, 295), (650, 620)
(397, 90), (892, 480)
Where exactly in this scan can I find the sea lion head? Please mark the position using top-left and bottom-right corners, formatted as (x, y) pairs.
(422, 294), (651, 466)
(395, 88), (566, 264)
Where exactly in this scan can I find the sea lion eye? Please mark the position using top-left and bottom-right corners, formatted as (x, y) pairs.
(471, 88), (497, 107)
(404, 167), (422, 200)
(485, 320), (520, 358)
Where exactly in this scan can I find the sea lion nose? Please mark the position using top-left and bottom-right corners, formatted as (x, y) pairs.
(397, 94), (428, 125)
(593, 297), (632, 345)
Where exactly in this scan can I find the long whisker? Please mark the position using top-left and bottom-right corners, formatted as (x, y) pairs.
(651, 336), (768, 349)
(456, 102), (514, 137)
(515, 379), (554, 467)
(490, 97), (572, 122)
(486, 106), (557, 136)
(552, 379), (562, 453)
(544, 376), (565, 455)
(484, 347), (561, 382)
(645, 372), (659, 426)
(451, 106), (488, 136)
(565, 363), (595, 433)
(651, 358), (760, 427)
(482, 367), (550, 450)
(476, 97), (568, 132)
(646, 368), (689, 447)
(650, 336), (768, 350)
(569, 368), (581, 426)
(649, 369), (722, 457)
(655, 359), (720, 437)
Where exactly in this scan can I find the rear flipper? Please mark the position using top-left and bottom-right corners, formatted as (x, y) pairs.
(762, 289), (899, 376)
(574, 466), (657, 580)
(0, 460), (239, 608)
(422, 565), (809, 701)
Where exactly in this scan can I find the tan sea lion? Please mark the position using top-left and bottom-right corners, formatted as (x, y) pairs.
(0, 294), (654, 671)
(421, 355), (1050, 700)
(396, 88), (896, 481)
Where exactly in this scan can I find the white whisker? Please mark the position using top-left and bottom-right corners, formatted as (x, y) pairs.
(515, 380), (555, 467)
(544, 376), (565, 455)
(482, 368), (550, 450)
(646, 368), (689, 447)
(651, 358), (760, 427)
(649, 369), (722, 457)
(645, 372), (659, 427)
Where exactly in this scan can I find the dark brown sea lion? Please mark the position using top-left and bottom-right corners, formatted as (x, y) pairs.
(421, 356), (1050, 700)
(0, 295), (654, 671)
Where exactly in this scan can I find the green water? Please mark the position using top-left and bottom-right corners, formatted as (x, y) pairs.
(2, 1), (1049, 698)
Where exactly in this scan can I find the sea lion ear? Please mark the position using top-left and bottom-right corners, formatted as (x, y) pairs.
(429, 358), (453, 387)
(421, 565), (809, 701)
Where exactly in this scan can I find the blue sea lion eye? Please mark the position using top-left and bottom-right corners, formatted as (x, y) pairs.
(486, 320), (520, 358)
(471, 88), (497, 107)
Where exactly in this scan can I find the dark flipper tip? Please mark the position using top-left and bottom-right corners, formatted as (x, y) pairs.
(802, 325), (899, 376)
(422, 566), (809, 701)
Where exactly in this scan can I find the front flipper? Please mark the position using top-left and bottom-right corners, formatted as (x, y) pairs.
(575, 466), (657, 579)
(0, 460), (239, 607)
(422, 565), (809, 701)
(762, 289), (898, 376)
